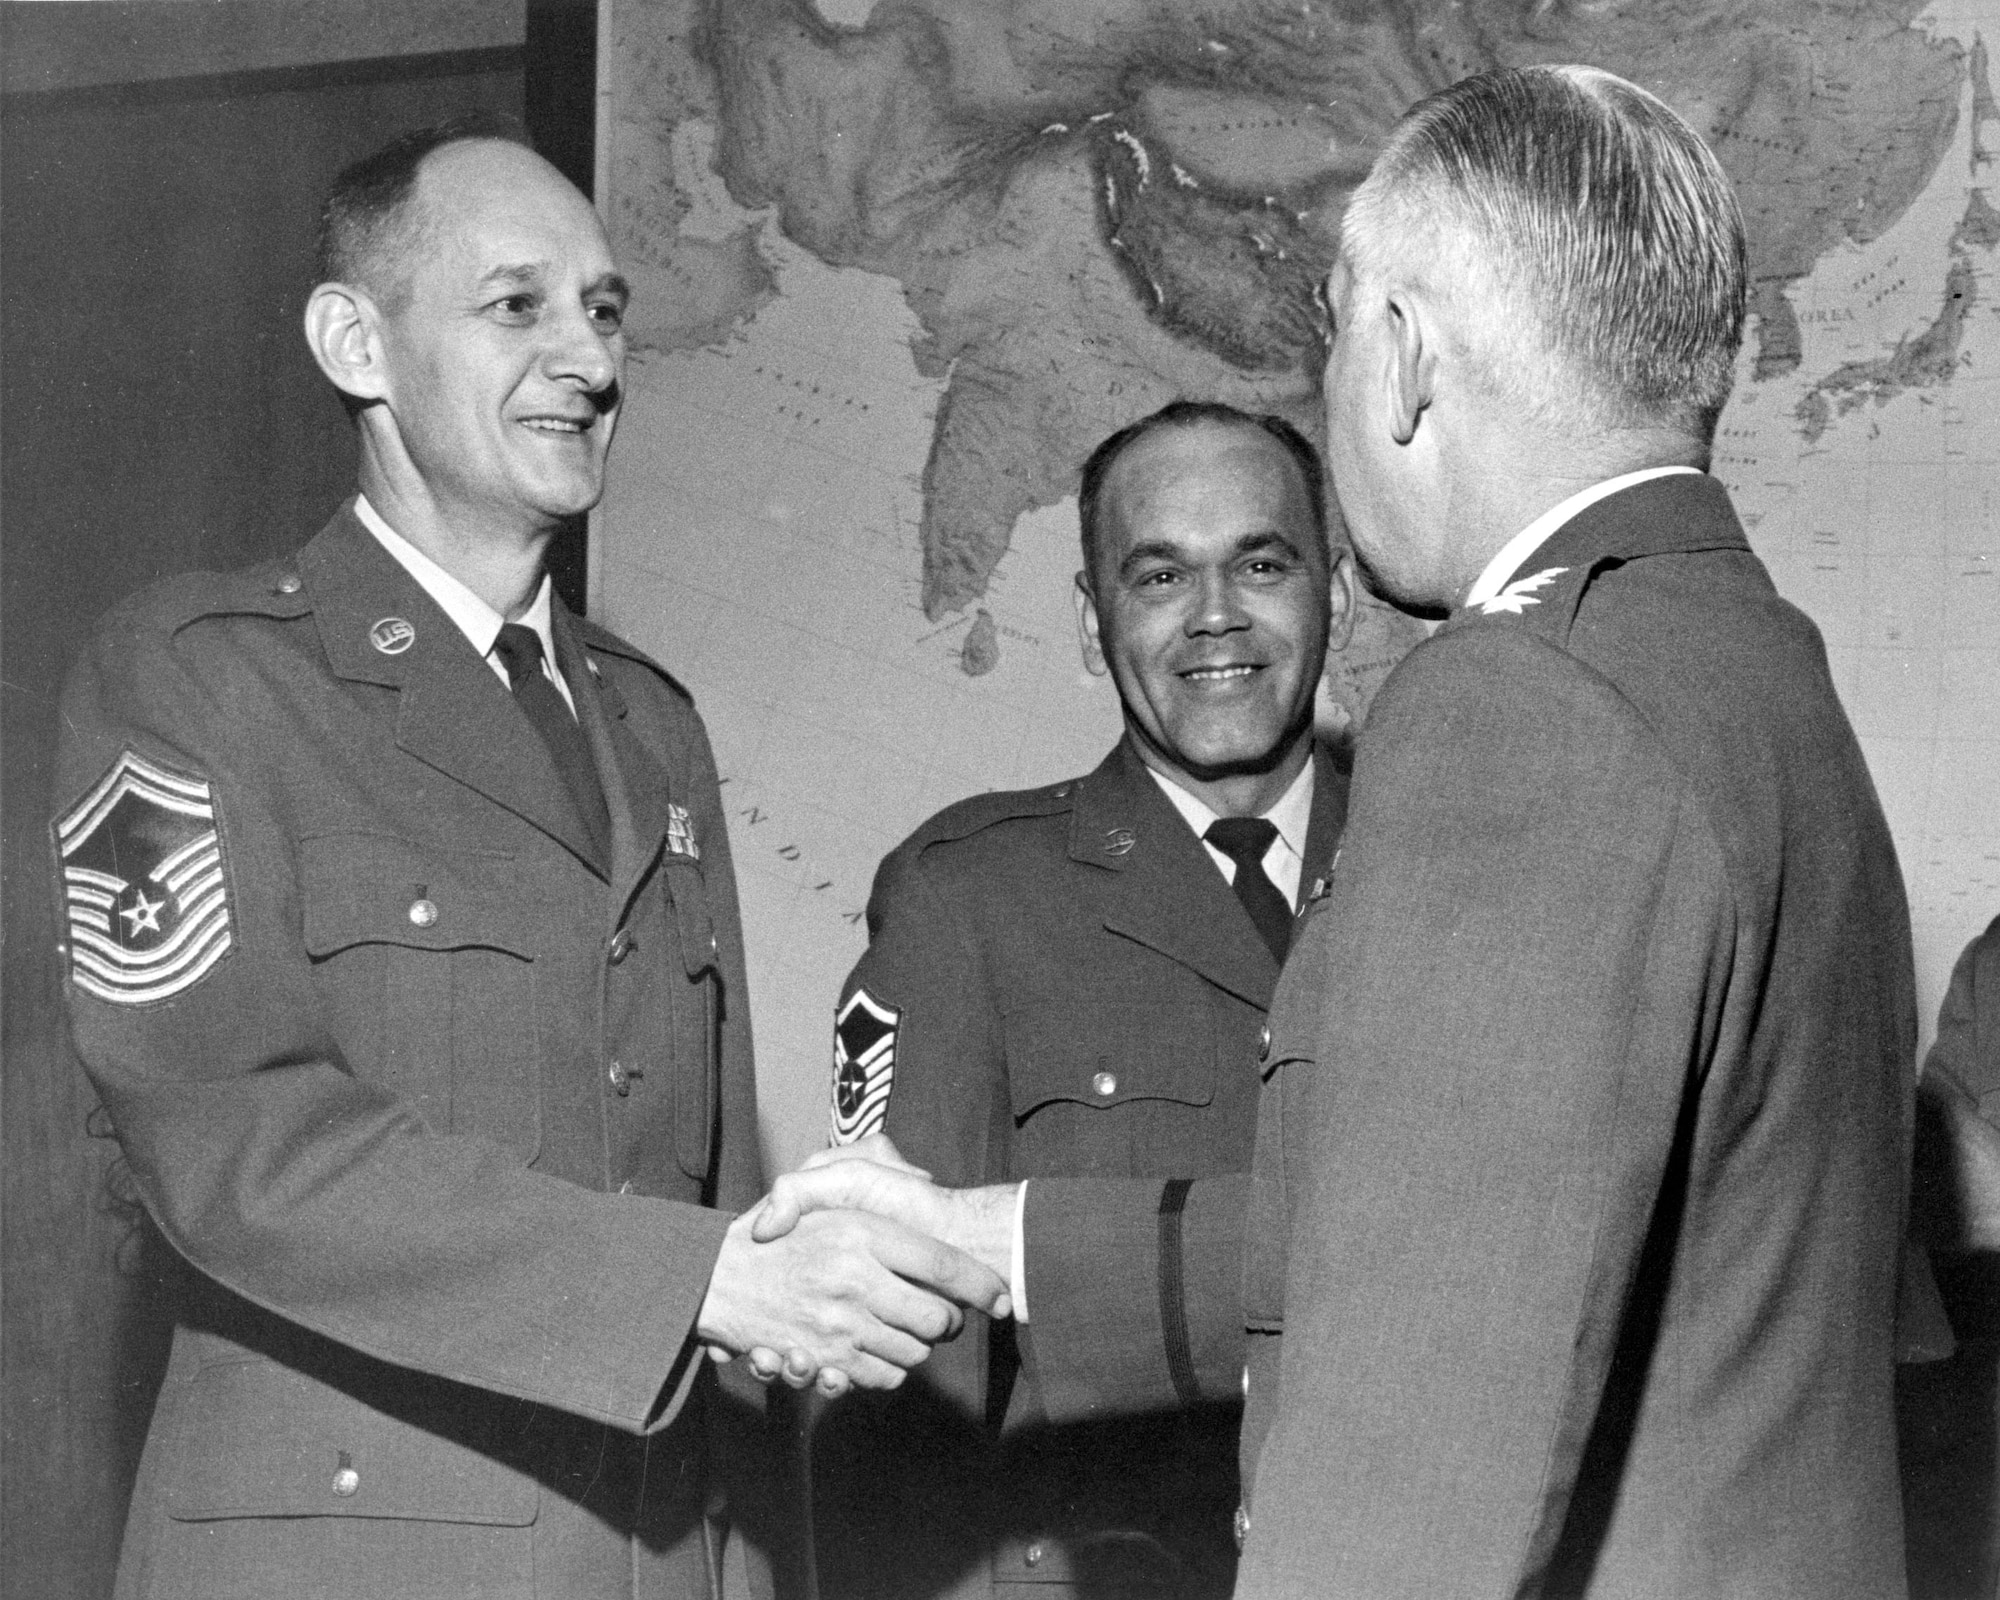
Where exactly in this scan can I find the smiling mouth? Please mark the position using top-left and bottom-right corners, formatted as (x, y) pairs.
(1181, 664), (1261, 683)
(521, 416), (592, 435)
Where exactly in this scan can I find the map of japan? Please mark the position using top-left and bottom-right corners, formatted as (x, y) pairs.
(597, 0), (2000, 1162)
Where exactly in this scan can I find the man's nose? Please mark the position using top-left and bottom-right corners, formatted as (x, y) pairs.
(544, 307), (619, 394)
(1188, 570), (1251, 634)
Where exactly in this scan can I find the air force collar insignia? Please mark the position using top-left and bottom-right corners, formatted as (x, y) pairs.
(830, 987), (899, 1145)
(1478, 567), (1568, 616)
(369, 617), (416, 655)
(55, 749), (233, 1005)
(666, 802), (700, 860)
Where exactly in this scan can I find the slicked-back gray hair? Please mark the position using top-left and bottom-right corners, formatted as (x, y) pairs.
(1342, 65), (1747, 444)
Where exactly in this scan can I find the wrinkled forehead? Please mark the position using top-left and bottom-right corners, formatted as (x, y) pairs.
(1101, 421), (1319, 547)
(402, 141), (615, 288)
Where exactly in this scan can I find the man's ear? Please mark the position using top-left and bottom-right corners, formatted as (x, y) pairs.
(1074, 572), (1109, 677)
(1383, 286), (1433, 447)
(1326, 549), (1359, 652)
(303, 282), (390, 403)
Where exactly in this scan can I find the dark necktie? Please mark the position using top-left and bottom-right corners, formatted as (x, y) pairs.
(1204, 816), (1293, 962)
(492, 623), (610, 867)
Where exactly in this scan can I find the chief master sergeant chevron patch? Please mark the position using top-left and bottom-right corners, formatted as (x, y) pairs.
(54, 749), (233, 1005)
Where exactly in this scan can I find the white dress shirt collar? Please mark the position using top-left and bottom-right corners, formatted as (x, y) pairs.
(1147, 755), (1315, 911)
(353, 496), (569, 710)
(1462, 465), (1703, 613)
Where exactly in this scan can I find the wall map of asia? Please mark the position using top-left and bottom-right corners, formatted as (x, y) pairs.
(594, 0), (2000, 1163)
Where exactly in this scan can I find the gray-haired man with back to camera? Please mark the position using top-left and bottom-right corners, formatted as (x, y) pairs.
(1235, 64), (1914, 1599)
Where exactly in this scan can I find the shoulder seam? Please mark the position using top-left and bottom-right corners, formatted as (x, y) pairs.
(577, 623), (695, 703)
(907, 782), (1079, 850)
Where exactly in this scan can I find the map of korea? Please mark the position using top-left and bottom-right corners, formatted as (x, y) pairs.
(612, 0), (1963, 677)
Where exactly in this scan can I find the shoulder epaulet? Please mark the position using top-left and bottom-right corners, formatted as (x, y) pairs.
(574, 616), (695, 705)
(112, 556), (313, 641)
(907, 777), (1080, 850)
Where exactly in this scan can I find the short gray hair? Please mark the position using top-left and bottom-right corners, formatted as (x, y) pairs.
(1342, 65), (1746, 443)
(316, 113), (533, 307)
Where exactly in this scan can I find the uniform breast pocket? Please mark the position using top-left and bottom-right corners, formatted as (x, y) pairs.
(298, 834), (543, 1164)
(1003, 998), (1219, 1176)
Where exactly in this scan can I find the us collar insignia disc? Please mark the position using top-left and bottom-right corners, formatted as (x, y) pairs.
(830, 987), (899, 1145)
(369, 617), (416, 655)
(55, 749), (233, 1005)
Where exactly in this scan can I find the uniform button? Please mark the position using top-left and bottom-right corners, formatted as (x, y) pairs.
(333, 1466), (360, 1497)
(1233, 1506), (1250, 1550)
(1024, 1543), (1044, 1567)
(609, 928), (634, 963)
(1092, 1071), (1117, 1097)
(609, 1061), (631, 1096)
(617, 1179), (635, 1196)
(1241, 1364), (1251, 1397)
(1257, 1024), (1272, 1062)
(273, 574), (302, 595)
(408, 898), (438, 928)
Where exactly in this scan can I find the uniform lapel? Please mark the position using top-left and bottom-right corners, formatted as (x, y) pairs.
(552, 602), (673, 917)
(1071, 740), (1279, 1009)
(301, 506), (605, 875)
(1297, 742), (1350, 907)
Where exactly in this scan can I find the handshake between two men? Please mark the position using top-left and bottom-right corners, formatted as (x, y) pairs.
(699, 1134), (1009, 1399)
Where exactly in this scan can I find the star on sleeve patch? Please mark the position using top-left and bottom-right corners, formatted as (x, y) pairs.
(830, 987), (899, 1146)
(55, 749), (233, 1005)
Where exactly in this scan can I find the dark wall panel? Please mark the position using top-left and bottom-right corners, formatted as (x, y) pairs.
(1, 49), (525, 1600)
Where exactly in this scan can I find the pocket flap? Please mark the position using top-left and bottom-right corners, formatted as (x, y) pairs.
(166, 1361), (538, 1526)
(1005, 1000), (1216, 1120)
(299, 835), (536, 959)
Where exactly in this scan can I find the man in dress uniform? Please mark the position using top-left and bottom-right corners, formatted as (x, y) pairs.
(1232, 66), (1916, 1597)
(1903, 915), (2000, 1596)
(799, 401), (1358, 1599)
(49, 119), (1004, 1600)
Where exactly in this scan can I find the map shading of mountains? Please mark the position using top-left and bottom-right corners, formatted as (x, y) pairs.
(597, 0), (1999, 1162)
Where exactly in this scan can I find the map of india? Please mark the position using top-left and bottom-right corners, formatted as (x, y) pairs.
(596, 0), (2000, 1163)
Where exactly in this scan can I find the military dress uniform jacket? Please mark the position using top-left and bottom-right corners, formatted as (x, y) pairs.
(1237, 474), (1915, 1599)
(812, 739), (1347, 1600)
(1924, 915), (2000, 1123)
(52, 507), (771, 1600)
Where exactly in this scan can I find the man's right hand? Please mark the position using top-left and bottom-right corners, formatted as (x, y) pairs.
(750, 1142), (1018, 1286)
(696, 1206), (1009, 1392)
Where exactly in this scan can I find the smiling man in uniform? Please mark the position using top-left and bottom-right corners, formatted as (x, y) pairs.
(799, 400), (1357, 1600)
(49, 117), (1004, 1600)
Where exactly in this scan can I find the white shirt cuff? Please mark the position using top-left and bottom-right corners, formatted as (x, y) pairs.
(1010, 1180), (1030, 1323)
